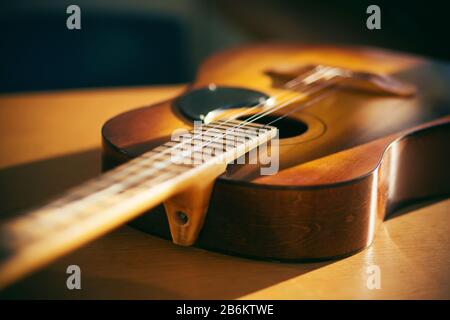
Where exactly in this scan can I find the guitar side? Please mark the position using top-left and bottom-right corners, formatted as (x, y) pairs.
(102, 44), (450, 260)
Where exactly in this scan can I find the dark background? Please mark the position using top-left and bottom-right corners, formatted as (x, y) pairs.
(1, 0), (449, 93)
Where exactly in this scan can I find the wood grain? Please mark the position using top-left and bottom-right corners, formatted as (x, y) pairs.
(0, 86), (448, 299)
(102, 44), (450, 260)
(0, 116), (276, 288)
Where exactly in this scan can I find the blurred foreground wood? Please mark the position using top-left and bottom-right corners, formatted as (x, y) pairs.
(0, 85), (448, 299)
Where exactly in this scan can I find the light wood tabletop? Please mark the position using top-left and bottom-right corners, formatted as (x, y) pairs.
(0, 86), (448, 299)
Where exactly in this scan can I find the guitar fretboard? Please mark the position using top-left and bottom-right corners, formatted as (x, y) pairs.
(0, 119), (277, 288)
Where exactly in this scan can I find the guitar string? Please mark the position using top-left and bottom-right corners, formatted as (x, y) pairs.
(135, 66), (343, 167)
(209, 65), (338, 127)
(79, 77), (339, 206)
(37, 75), (341, 216)
(203, 65), (344, 129)
(264, 85), (340, 127)
(1, 72), (343, 238)
(4, 67), (343, 227)
(144, 75), (342, 170)
(154, 66), (338, 160)
(239, 76), (342, 129)
(118, 66), (328, 169)
(172, 77), (341, 167)
(53, 81), (341, 219)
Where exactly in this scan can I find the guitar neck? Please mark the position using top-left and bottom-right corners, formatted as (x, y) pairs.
(0, 120), (277, 288)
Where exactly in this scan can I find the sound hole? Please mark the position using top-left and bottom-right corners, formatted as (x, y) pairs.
(238, 115), (308, 139)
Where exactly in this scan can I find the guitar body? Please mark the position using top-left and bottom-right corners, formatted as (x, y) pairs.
(102, 44), (450, 260)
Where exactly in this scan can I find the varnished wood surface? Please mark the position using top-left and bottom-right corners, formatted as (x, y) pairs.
(102, 45), (450, 260)
(0, 86), (449, 299)
(0, 116), (276, 289)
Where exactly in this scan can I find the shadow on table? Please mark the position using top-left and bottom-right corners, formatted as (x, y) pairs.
(0, 148), (447, 299)
(0, 149), (102, 221)
(0, 149), (333, 299)
(1, 229), (334, 299)
(386, 195), (450, 221)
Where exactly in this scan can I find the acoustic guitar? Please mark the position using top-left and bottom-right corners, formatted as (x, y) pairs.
(1, 44), (449, 289)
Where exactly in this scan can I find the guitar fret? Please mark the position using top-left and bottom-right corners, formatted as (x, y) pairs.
(193, 139), (234, 148)
(219, 119), (269, 130)
(1, 120), (277, 257)
(212, 124), (262, 134)
(203, 125), (259, 137)
(202, 131), (258, 145)
(162, 140), (227, 153)
(196, 132), (239, 146)
(191, 141), (227, 154)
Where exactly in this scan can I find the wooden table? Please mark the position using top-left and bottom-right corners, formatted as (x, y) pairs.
(0, 86), (448, 299)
